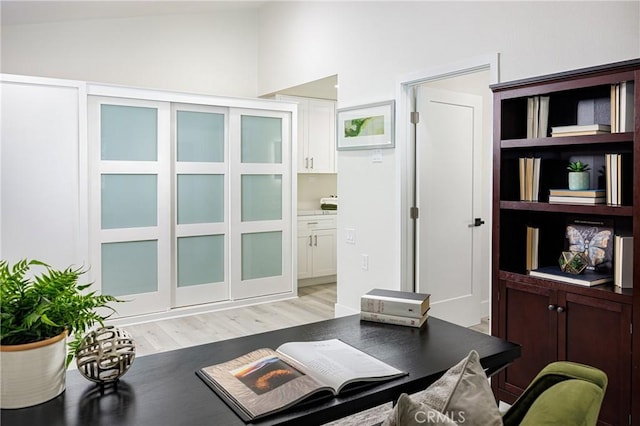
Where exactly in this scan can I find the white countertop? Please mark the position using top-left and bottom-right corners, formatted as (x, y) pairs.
(298, 210), (337, 216)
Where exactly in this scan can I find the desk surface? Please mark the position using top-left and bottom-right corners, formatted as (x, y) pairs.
(1, 315), (520, 426)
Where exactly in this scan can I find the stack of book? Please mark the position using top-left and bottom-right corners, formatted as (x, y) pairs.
(360, 289), (430, 328)
(519, 157), (541, 201)
(551, 123), (611, 137)
(548, 188), (605, 205)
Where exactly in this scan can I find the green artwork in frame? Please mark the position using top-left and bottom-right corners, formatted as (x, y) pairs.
(337, 100), (395, 150)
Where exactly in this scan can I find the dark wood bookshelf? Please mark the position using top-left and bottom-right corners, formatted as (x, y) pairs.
(491, 58), (640, 426)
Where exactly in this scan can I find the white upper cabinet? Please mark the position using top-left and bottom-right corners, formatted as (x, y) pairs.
(277, 95), (336, 173)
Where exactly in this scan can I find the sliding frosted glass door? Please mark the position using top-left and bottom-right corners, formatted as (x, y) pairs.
(174, 105), (229, 306)
(89, 92), (295, 318)
(231, 110), (292, 299)
(88, 97), (171, 317)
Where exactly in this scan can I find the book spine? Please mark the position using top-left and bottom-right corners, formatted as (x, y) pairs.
(360, 297), (425, 318)
(360, 311), (425, 327)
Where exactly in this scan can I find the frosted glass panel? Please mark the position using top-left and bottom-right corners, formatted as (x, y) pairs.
(102, 240), (158, 296)
(242, 231), (282, 280)
(177, 111), (224, 162)
(177, 235), (224, 287)
(241, 175), (282, 221)
(101, 174), (157, 229)
(177, 174), (224, 224)
(101, 104), (157, 161)
(241, 116), (282, 163)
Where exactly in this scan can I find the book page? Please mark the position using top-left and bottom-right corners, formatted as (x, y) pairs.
(277, 339), (405, 393)
(198, 348), (331, 420)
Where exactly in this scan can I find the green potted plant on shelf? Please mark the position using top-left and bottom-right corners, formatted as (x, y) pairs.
(567, 160), (591, 190)
(0, 259), (121, 409)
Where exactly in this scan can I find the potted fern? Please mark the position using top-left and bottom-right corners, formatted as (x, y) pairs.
(0, 259), (121, 409)
(567, 160), (590, 190)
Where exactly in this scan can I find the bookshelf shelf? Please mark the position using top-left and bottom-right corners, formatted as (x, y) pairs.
(501, 132), (633, 149)
(491, 59), (639, 426)
(499, 200), (633, 216)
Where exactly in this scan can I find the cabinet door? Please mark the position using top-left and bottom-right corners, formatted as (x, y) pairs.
(311, 228), (337, 277)
(297, 231), (313, 279)
(497, 279), (557, 401)
(306, 99), (336, 173)
(558, 292), (632, 426)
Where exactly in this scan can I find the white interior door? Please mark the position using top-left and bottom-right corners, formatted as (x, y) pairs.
(416, 86), (486, 327)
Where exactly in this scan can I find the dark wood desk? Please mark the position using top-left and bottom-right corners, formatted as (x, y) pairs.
(1, 315), (520, 426)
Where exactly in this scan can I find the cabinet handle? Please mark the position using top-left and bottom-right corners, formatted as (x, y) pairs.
(307, 222), (318, 225)
(314, 235), (318, 246)
(548, 304), (556, 311)
(309, 236), (313, 246)
(305, 157), (309, 169)
(310, 157), (314, 169)
(556, 306), (565, 313)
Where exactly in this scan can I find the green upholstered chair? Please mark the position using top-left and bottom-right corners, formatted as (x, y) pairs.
(502, 361), (608, 426)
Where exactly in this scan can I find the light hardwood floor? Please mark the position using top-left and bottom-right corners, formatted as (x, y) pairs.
(119, 283), (489, 359)
(120, 283), (338, 357)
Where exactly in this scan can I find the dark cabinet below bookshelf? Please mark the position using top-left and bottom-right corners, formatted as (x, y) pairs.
(496, 278), (632, 426)
(491, 58), (640, 426)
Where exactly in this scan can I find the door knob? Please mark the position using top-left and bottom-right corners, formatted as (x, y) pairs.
(468, 218), (485, 227)
(556, 306), (565, 313)
(548, 304), (556, 311)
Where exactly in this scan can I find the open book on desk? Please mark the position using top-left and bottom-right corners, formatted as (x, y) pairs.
(196, 338), (406, 422)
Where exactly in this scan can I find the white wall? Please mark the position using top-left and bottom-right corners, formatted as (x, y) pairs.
(1, 1), (639, 315)
(1, 11), (259, 98)
(257, 1), (640, 314)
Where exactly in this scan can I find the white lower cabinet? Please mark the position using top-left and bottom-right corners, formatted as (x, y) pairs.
(297, 216), (336, 279)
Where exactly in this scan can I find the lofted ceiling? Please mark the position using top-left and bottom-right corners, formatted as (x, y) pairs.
(1, 0), (337, 99)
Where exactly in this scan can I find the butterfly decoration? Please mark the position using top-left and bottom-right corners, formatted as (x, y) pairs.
(565, 225), (613, 270)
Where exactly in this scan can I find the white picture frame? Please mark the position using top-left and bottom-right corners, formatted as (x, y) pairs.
(336, 100), (395, 150)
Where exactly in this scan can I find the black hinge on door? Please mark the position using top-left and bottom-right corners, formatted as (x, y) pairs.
(410, 112), (420, 124)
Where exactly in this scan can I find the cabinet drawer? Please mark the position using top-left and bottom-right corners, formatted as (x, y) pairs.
(297, 216), (336, 231)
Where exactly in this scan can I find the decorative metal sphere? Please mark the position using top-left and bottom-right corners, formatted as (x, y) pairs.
(76, 326), (135, 383)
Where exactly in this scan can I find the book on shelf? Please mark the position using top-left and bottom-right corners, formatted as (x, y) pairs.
(526, 226), (539, 271)
(551, 123), (611, 137)
(605, 153), (629, 205)
(360, 310), (429, 328)
(611, 81), (635, 133)
(549, 188), (605, 197)
(548, 195), (606, 205)
(529, 266), (613, 287)
(614, 235), (634, 289)
(196, 338), (406, 422)
(526, 96), (549, 138)
(360, 288), (430, 318)
(519, 157), (541, 201)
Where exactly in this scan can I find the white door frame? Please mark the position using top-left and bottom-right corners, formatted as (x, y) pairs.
(395, 54), (500, 292)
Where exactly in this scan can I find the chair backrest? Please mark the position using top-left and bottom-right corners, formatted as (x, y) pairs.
(502, 361), (607, 426)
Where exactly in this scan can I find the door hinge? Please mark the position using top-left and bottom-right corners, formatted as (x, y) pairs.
(410, 111), (420, 124)
(410, 207), (419, 219)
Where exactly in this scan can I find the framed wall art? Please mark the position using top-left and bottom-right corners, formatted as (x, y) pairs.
(336, 100), (395, 150)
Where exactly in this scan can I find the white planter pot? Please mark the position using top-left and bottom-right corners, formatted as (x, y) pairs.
(0, 331), (67, 409)
(568, 171), (590, 190)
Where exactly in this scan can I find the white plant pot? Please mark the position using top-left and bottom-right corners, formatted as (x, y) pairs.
(568, 171), (590, 190)
(0, 331), (67, 409)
